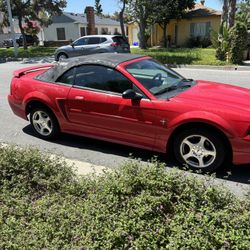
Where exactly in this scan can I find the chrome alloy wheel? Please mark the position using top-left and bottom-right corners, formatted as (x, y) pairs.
(180, 135), (216, 168)
(32, 111), (53, 136)
(58, 54), (67, 60)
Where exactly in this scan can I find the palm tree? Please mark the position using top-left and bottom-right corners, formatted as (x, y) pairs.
(221, 0), (237, 27)
(228, 0), (237, 27)
(221, 0), (229, 24)
(119, 0), (127, 39)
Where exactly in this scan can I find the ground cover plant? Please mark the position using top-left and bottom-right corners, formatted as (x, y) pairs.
(0, 47), (56, 59)
(131, 48), (231, 66)
(0, 146), (249, 249)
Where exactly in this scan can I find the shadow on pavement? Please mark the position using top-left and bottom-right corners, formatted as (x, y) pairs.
(23, 124), (250, 185)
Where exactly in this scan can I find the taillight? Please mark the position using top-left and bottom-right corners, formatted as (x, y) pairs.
(10, 78), (16, 95)
(111, 42), (119, 47)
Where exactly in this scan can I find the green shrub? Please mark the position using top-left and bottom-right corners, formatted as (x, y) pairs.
(187, 36), (211, 48)
(0, 146), (249, 249)
(212, 22), (230, 61)
(229, 22), (248, 64)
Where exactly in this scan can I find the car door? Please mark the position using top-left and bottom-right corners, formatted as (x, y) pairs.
(82, 37), (101, 55)
(70, 37), (88, 57)
(66, 65), (158, 149)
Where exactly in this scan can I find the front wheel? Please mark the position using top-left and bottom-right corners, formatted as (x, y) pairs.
(57, 53), (68, 61)
(30, 107), (59, 140)
(174, 128), (226, 172)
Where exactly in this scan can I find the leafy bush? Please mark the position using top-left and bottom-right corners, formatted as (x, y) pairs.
(187, 36), (211, 48)
(0, 146), (249, 249)
(211, 22), (230, 61)
(229, 22), (248, 64)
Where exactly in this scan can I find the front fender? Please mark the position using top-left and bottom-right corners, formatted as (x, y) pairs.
(168, 111), (236, 138)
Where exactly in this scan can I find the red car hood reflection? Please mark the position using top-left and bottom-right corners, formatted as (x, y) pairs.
(176, 80), (250, 111)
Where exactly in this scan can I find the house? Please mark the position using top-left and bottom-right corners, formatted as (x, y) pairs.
(42, 7), (125, 43)
(0, 7), (126, 45)
(128, 1), (221, 47)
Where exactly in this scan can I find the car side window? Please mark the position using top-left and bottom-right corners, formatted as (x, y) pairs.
(87, 37), (101, 45)
(100, 37), (107, 43)
(74, 38), (87, 46)
(74, 65), (133, 94)
(56, 67), (75, 85)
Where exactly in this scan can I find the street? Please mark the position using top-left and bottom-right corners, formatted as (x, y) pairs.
(1, 61), (249, 196)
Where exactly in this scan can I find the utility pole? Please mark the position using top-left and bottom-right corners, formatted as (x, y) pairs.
(6, 0), (18, 57)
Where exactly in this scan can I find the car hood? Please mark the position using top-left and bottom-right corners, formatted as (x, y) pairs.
(176, 80), (250, 112)
(57, 45), (72, 51)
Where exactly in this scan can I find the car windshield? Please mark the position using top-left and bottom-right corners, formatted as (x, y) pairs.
(125, 59), (192, 96)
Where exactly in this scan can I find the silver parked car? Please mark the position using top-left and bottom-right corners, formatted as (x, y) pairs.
(55, 35), (130, 61)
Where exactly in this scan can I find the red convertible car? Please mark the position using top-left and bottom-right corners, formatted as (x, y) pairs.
(8, 53), (250, 172)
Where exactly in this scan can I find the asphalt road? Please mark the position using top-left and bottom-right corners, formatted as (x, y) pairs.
(1, 61), (250, 196)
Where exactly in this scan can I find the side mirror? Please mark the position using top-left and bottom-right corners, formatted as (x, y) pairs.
(122, 89), (143, 100)
(71, 43), (75, 48)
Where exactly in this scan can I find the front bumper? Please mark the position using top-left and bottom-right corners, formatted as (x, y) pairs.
(8, 95), (28, 120)
(231, 136), (250, 165)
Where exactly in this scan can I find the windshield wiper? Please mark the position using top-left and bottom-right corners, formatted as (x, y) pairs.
(154, 79), (193, 95)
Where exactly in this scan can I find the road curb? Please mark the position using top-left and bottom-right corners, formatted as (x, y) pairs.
(169, 64), (250, 71)
(64, 158), (108, 176)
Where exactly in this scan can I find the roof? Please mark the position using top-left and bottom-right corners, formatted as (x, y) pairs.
(186, 3), (221, 18)
(52, 12), (121, 26)
(36, 53), (146, 82)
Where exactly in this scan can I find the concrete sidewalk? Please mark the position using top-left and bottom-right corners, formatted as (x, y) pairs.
(170, 63), (250, 71)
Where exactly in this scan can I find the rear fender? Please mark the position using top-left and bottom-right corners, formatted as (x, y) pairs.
(23, 91), (56, 114)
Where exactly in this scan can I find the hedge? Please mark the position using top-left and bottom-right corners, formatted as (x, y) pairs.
(0, 146), (249, 249)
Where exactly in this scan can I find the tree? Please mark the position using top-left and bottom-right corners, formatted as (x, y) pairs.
(153, 0), (195, 48)
(236, 0), (250, 29)
(221, 0), (237, 28)
(95, 0), (103, 16)
(229, 21), (248, 63)
(0, 0), (66, 49)
(127, 0), (155, 49)
(119, 0), (127, 40)
(221, 0), (229, 24)
(228, 0), (237, 27)
(23, 21), (40, 36)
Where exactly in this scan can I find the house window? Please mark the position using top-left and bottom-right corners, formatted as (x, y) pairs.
(80, 27), (86, 37)
(190, 22), (210, 38)
(56, 28), (66, 40)
(101, 27), (108, 34)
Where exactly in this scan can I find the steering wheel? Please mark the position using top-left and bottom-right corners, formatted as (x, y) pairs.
(152, 73), (163, 86)
(152, 73), (162, 82)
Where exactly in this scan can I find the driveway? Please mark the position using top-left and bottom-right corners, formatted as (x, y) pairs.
(1, 61), (249, 197)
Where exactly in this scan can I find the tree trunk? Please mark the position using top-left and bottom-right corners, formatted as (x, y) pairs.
(119, 0), (126, 40)
(221, 0), (229, 24)
(138, 21), (147, 49)
(163, 23), (168, 48)
(228, 0), (237, 28)
(18, 16), (27, 49)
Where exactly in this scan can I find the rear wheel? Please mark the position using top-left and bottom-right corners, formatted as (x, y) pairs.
(174, 128), (225, 172)
(30, 107), (59, 140)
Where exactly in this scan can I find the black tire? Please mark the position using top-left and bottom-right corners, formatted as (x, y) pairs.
(57, 53), (68, 61)
(173, 128), (226, 173)
(30, 107), (60, 140)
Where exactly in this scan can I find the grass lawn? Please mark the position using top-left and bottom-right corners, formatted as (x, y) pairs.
(0, 46), (56, 58)
(0, 46), (231, 66)
(131, 47), (231, 66)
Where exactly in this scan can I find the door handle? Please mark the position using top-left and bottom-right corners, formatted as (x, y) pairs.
(75, 96), (85, 100)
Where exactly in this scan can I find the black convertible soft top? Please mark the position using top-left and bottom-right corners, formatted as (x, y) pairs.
(36, 53), (146, 82)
